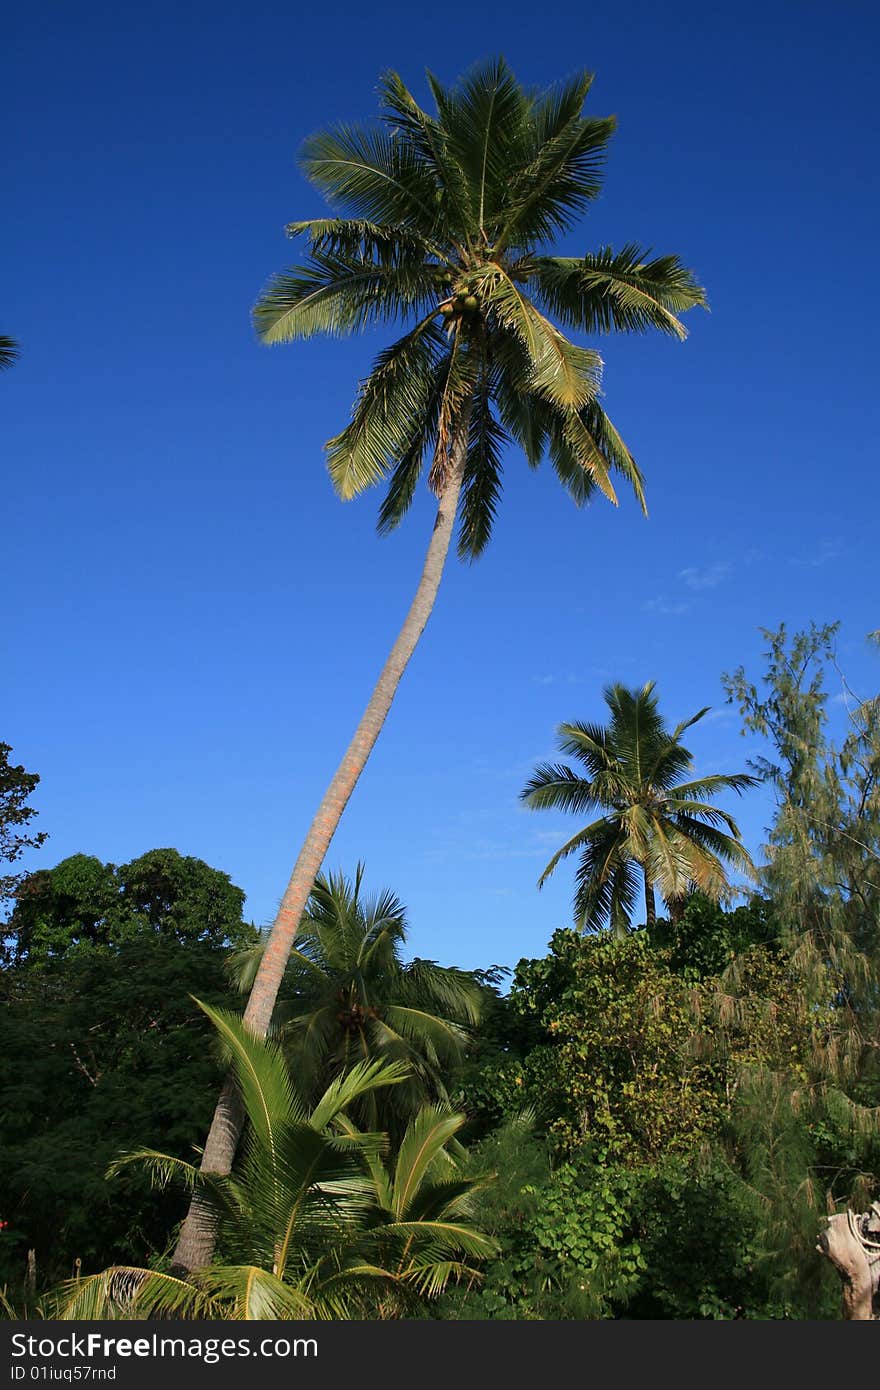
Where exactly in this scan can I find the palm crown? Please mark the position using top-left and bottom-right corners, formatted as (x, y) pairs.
(230, 865), (482, 1133)
(253, 58), (707, 556)
(522, 681), (758, 935)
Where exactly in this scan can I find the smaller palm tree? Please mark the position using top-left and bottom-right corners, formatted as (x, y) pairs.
(51, 1003), (493, 1319)
(338, 1104), (496, 1316)
(521, 681), (758, 935)
(229, 865), (482, 1135)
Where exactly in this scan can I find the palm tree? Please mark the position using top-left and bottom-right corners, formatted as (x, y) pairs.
(521, 681), (758, 935)
(52, 1003), (493, 1319)
(229, 865), (482, 1135)
(0, 336), (20, 370)
(338, 1103), (496, 1317)
(176, 56), (706, 1272)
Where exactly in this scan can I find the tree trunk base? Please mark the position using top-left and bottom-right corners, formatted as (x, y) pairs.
(817, 1203), (880, 1319)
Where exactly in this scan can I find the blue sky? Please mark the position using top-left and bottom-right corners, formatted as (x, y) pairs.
(4, 0), (879, 971)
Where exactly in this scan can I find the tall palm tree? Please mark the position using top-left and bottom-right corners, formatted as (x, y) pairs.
(0, 336), (20, 370)
(176, 57), (706, 1272)
(229, 865), (482, 1134)
(52, 1003), (494, 1318)
(521, 682), (758, 935)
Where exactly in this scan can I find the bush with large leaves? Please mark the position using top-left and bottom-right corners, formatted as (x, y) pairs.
(52, 1006), (495, 1319)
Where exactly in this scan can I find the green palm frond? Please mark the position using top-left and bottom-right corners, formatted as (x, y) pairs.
(285, 217), (443, 263)
(377, 72), (473, 242)
(533, 244), (707, 337)
(536, 815), (621, 889)
(572, 826), (639, 935)
(425, 57), (529, 239)
(197, 1000), (303, 1157)
(458, 382), (505, 559)
(49, 1267), (214, 1320)
(497, 82), (615, 248)
(253, 250), (436, 344)
(0, 336), (20, 370)
(390, 1106), (465, 1218)
(299, 123), (441, 232)
(325, 319), (448, 497)
(309, 1057), (409, 1131)
(521, 761), (595, 814)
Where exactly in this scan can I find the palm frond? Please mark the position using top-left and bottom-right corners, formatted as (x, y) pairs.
(534, 245), (707, 337)
(457, 381), (505, 559)
(0, 336), (20, 370)
(299, 122), (441, 233)
(325, 319), (447, 498)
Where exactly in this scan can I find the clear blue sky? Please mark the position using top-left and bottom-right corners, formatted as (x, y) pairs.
(5, 0), (879, 971)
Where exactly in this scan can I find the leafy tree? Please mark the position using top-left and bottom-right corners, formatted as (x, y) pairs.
(4, 847), (254, 966)
(521, 681), (757, 934)
(0, 935), (253, 1289)
(647, 891), (782, 982)
(513, 931), (722, 1161)
(179, 57), (707, 1272)
(52, 1006), (495, 1319)
(722, 623), (880, 1303)
(0, 742), (47, 907)
(0, 850), (257, 1289)
(229, 865), (482, 1136)
(0, 337), (19, 370)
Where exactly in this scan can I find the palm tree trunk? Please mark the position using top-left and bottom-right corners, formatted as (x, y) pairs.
(171, 414), (471, 1276)
(644, 876), (657, 930)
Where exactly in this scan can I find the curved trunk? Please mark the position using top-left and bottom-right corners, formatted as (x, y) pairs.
(644, 876), (657, 930)
(171, 416), (470, 1276)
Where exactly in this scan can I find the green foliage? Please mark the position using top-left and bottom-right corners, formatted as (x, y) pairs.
(0, 742), (47, 905)
(0, 936), (254, 1290)
(722, 625), (880, 1290)
(648, 892), (781, 981)
(51, 1009), (495, 1319)
(253, 58), (705, 558)
(0, 849), (257, 1291)
(512, 932), (721, 1161)
(442, 1133), (797, 1320)
(0, 336), (19, 370)
(521, 682), (757, 933)
(5, 847), (254, 966)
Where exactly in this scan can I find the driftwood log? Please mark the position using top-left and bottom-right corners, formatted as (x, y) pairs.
(817, 1202), (880, 1319)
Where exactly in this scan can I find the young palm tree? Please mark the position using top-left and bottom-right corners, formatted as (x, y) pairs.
(229, 864), (482, 1134)
(521, 682), (758, 935)
(0, 336), (20, 370)
(341, 1103), (495, 1317)
(176, 57), (706, 1272)
(52, 1004), (493, 1319)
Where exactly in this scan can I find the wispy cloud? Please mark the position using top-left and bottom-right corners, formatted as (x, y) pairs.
(531, 672), (587, 688)
(643, 595), (690, 616)
(678, 561), (732, 591)
(789, 539), (842, 569)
